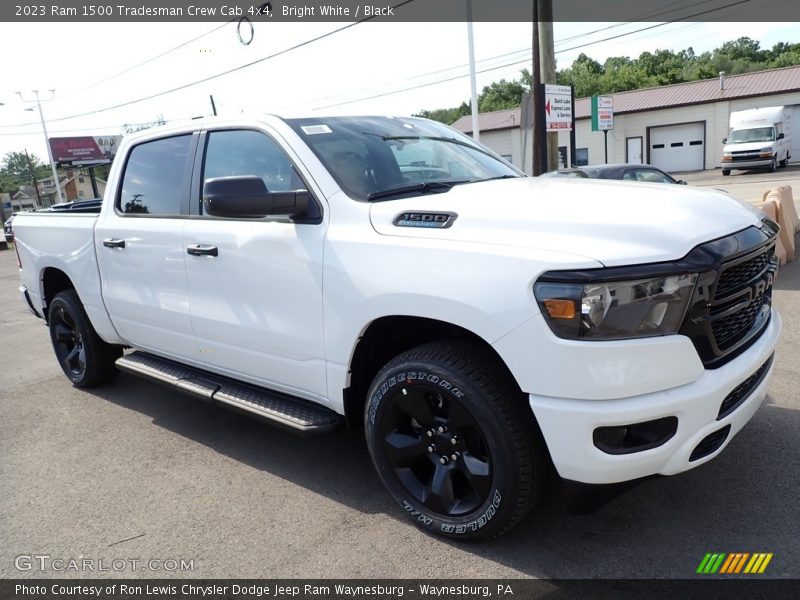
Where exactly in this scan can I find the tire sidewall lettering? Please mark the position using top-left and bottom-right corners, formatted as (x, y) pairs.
(368, 370), (462, 425)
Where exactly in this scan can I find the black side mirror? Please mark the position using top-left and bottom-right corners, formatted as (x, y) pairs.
(204, 176), (310, 219)
(722, 138), (727, 144)
(678, 179), (687, 185)
(777, 132), (785, 140)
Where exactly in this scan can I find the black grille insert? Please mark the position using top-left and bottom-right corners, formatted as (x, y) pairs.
(718, 354), (774, 420)
(715, 250), (772, 297)
(689, 425), (731, 462)
(711, 295), (767, 350)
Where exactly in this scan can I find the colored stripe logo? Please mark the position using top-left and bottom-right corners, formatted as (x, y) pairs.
(697, 552), (773, 574)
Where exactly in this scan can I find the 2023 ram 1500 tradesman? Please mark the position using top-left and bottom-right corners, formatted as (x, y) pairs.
(14, 116), (781, 539)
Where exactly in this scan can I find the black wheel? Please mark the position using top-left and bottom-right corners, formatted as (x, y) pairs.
(768, 157), (777, 173)
(780, 156), (788, 168)
(365, 342), (548, 540)
(49, 290), (122, 387)
(722, 169), (730, 176)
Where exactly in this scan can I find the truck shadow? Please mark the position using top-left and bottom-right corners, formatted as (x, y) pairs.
(86, 380), (799, 578)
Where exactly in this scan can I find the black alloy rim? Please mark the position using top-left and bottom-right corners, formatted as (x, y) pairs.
(51, 306), (86, 377)
(379, 384), (493, 516)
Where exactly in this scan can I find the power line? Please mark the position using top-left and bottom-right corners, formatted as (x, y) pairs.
(0, 0), (416, 129)
(313, 0), (751, 110)
(56, 21), (232, 102)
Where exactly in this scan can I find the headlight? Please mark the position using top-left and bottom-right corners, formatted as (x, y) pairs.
(534, 273), (698, 340)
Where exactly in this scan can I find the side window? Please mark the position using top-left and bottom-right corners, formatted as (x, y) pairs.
(635, 169), (672, 183)
(622, 170), (637, 181)
(203, 130), (304, 198)
(119, 135), (192, 215)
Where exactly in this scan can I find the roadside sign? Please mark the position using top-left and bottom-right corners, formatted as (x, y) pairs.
(49, 136), (123, 168)
(592, 96), (614, 131)
(544, 84), (573, 132)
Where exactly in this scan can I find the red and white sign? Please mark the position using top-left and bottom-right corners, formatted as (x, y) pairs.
(49, 136), (123, 167)
(544, 84), (573, 132)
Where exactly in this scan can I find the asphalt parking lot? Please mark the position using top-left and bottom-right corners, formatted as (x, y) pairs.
(1, 217), (798, 580)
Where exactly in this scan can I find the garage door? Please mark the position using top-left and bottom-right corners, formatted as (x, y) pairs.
(790, 105), (800, 163)
(649, 122), (705, 172)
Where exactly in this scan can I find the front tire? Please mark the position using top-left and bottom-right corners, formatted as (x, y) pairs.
(48, 290), (122, 388)
(722, 169), (730, 176)
(365, 342), (547, 540)
(768, 157), (777, 173)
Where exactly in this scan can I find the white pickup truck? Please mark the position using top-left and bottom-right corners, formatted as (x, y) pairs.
(13, 115), (781, 539)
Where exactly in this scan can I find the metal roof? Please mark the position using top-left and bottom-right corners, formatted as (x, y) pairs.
(451, 65), (800, 133)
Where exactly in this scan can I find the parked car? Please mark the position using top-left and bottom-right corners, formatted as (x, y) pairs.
(4, 213), (16, 242)
(580, 163), (687, 184)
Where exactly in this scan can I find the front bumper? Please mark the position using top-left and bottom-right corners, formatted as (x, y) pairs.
(722, 158), (772, 170)
(528, 309), (781, 484)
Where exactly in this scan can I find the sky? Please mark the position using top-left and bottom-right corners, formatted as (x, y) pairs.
(0, 20), (798, 162)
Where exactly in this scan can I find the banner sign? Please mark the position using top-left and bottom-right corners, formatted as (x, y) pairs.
(49, 136), (123, 167)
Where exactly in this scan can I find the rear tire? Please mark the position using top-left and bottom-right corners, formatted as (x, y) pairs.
(48, 290), (122, 388)
(364, 342), (548, 540)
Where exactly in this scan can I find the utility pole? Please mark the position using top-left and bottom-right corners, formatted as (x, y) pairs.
(18, 90), (63, 204)
(538, 0), (559, 171)
(531, 0), (545, 176)
(466, 0), (480, 143)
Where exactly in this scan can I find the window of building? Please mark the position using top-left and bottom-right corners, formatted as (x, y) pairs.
(78, 176), (85, 183)
(575, 148), (589, 166)
(78, 190), (85, 198)
(119, 135), (192, 215)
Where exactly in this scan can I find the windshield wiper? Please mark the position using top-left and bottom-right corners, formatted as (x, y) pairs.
(474, 174), (520, 182)
(367, 180), (469, 202)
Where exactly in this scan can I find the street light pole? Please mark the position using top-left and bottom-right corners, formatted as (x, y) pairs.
(17, 90), (63, 205)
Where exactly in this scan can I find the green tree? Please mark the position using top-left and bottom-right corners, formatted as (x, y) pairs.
(416, 38), (800, 124)
(0, 151), (48, 194)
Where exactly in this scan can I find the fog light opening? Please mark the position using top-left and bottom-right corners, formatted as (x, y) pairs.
(593, 416), (678, 455)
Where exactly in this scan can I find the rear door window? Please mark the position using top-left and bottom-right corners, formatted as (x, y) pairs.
(119, 135), (193, 215)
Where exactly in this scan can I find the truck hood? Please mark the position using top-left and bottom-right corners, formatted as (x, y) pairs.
(368, 177), (764, 267)
(723, 141), (776, 152)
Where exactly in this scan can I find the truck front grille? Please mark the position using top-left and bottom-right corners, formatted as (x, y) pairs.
(678, 220), (778, 369)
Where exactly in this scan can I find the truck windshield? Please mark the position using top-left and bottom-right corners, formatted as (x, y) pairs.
(728, 127), (775, 143)
(286, 116), (522, 201)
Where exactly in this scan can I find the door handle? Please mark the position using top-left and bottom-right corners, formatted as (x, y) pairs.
(102, 238), (126, 249)
(187, 244), (218, 257)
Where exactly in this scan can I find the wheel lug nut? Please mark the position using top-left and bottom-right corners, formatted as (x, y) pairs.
(427, 445), (436, 453)
(451, 452), (461, 461)
(426, 429), (435, 438)
(438, 425), (447, 433)
(450, 437), (458, 445)
(439, 455), (449, 464)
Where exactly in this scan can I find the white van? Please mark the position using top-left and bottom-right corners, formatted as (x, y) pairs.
(721, 106), (792, 175)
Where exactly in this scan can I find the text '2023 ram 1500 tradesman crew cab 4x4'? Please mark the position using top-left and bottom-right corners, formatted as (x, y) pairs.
(14, 116), (781, 539)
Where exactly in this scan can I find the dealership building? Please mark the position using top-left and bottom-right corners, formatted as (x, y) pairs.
(452, 65), (800, 174)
